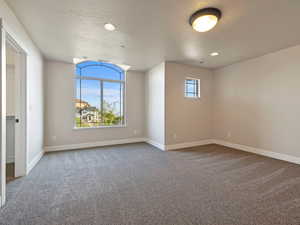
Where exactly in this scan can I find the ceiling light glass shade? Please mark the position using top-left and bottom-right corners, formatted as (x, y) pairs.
(104, 23), (116, 31)
(190, 8), (221, 32)
(192, 15), (218, 32)
(210, 52), (219, 56)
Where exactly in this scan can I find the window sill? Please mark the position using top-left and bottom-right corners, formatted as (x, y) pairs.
(73, 125), (127, 130)
(184, 96), (201, 99)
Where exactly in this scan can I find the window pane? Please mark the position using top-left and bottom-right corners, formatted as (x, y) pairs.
(185, 92), (194, 97)
(185, 78), (200, 98)
(75, 79), (101, 128)
(76, 61), (124, 81)
(186, 83), (195, 93)
(102, 81), (124, 126)
(185, 79), (194, 84)
(75, 79), (81, 127)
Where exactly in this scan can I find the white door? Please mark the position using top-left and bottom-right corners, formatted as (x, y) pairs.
(12, 47), (26, 178)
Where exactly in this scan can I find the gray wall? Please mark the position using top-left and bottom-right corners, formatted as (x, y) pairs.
(165, 62), (213, 145)
(213, 44), (300, 158)
(44, 60), (145, 147)
(145, 63), (165, 145)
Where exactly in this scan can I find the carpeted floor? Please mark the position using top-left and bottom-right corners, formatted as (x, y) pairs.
(0, 143), (300, 225)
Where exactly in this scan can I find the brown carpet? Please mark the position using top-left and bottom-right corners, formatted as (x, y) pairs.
(6, 163), (15, 183)
(0, 143), (299, 225)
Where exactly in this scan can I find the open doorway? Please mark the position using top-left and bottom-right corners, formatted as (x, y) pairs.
(0, 28), (27, 206)
(6, 43), (16, 183)
(5, 34), (27, 185)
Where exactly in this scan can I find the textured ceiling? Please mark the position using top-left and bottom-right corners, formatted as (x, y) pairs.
(7, 0), (300, 70)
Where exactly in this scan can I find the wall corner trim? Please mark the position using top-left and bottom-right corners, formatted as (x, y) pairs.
(146, 139), (166, 151)
(213, 139), (300, 165)
(44, 138), (148, 152)
(146, 139), (214, 151)
(26, 151), (44, 174)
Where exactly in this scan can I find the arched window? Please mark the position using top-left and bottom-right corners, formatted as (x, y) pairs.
(75, 61), (125, 128)
(76, 61), (125, 81)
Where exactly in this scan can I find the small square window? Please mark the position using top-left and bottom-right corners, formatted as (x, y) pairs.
(185, 78), (200, 98)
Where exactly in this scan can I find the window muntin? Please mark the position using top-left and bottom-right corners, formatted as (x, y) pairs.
(75, 61), (125, 128)
(185, 78), (200, 98)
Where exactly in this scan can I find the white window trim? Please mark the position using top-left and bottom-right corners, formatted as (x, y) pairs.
(184, 77), (201, 99)
(73, 71), (127, 129)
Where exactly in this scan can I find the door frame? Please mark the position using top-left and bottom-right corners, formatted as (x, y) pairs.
(6, 32), (27, 178)
(0, 19), (27, 207)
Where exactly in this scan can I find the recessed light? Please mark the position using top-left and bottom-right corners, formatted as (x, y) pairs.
(104, 23), (116, 31)
(189, 8), (222, 32)
(210, 52), (219, 56)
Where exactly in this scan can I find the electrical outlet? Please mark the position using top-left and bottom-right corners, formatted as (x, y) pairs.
(227, 132), (231, 139)
(133, 129), (138, 135)
(52, 136), (57, 141)
(173, 133), (177, 140)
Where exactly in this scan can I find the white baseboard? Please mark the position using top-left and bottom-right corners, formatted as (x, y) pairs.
(146, 139), (214, 151)
(166, 139), (214, 151)
(27, 151), (44, 174)
(0, 195), (3, 208)
(44, 138), (148, 152)
(146, 139), (166, 151)
(44, 137), (300, 165)
(146, 138), (300, 165)
(213, 139), (300, 165)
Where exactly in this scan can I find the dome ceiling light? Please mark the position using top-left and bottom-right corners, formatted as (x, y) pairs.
(189, 8), (222, 32)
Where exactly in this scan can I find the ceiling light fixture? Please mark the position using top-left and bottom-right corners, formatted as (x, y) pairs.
(210, 52), (219, 56)
(104, 23), (116, 31)
(189, 8), (222, 32)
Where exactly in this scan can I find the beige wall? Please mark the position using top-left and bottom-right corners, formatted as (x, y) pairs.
(165, 62), (213, 145)
(145, 63), (165, 145)
(44, 46), (300, 159)
(6, 48), (15, 163)
(6, 66), (15, 116)
(44, 60), (145, 147)
(6, 44), (16, 116)
(213, 45), (300, 158)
